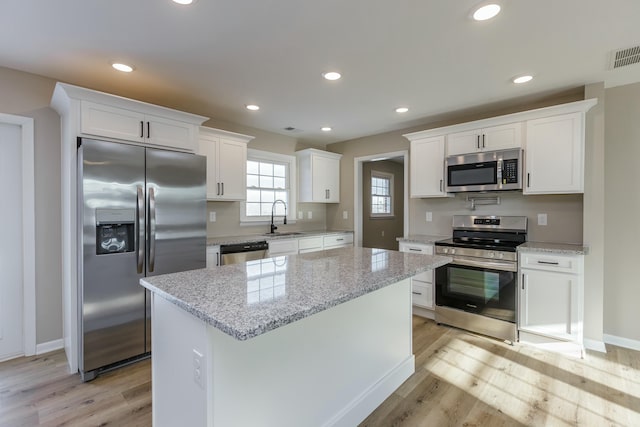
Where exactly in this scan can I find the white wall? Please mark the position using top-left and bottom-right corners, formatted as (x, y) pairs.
(0, 66), (61, 345)
(604, 82), (640, 343)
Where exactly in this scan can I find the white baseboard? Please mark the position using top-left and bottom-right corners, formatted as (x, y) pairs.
(604, 334), (640, 351)
(324, 355), (415, 427)
(36, 338), (64, 355)
(412, 306), (435, 320)
(583, 338), (607, 353)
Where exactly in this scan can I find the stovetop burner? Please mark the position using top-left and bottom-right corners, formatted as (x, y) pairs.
(434, 215), (528, 254)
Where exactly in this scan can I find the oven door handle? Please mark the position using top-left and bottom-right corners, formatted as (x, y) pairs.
(449, 256), (518, 272)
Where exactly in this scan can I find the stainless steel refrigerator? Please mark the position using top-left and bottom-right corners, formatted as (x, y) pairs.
(78, 138), (206, 381)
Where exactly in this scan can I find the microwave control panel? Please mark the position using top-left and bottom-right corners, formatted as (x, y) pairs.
(502, 159), (519, 184)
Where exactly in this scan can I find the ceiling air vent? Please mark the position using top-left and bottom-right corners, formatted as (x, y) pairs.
(610, 45), (640, 69)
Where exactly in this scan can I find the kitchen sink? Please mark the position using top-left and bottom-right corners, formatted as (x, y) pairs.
(263, 232), (303, 236)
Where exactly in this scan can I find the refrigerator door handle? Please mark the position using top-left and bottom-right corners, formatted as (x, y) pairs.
(136, 186), (145, 274)
(148, 187), (156, 273)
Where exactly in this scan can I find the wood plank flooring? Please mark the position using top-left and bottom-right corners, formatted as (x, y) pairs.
(1, 317), (638, 426)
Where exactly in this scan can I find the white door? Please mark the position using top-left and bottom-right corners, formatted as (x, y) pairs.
(0, 122), (24, 360)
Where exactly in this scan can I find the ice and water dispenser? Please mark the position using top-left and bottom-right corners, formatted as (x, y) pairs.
(95, 209), (136, 255)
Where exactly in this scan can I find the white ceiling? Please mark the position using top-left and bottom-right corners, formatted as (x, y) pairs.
(2, 0), (640, 144)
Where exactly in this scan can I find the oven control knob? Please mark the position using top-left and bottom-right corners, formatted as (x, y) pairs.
(442, 248), (449, 254)
(450, 248), (455, 255)
(498, 253), (504, 259)
(488, 252), (495, 258)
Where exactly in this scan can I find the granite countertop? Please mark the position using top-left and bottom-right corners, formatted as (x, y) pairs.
(396, 235), (448, 245)
(207, 230), (353, 246)
(141, 247), (451, 341)
(518, 241), (589, 255)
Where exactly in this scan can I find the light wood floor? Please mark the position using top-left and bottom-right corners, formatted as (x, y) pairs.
(1, 317), (638, 426)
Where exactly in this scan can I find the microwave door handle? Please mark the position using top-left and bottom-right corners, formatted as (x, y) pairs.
(136, 186), (145, 274)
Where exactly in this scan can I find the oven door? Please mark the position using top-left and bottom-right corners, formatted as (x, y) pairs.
(435, 256), (517, 323)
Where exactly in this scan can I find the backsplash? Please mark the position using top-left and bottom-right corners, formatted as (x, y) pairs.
(410, 192), (583, 244)
(206, 201), (328, 238)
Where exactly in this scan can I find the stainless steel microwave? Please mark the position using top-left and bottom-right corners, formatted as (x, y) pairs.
(445, 148), (523, 192)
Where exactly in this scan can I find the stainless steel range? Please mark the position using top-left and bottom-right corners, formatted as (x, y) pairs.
(434, 215), (527, 342)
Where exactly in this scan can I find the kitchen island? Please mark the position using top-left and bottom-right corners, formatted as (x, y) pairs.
(141, 247), (451, 427)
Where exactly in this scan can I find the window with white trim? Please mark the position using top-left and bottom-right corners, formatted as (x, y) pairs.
(370, 171), (393, 217)
(241, 149), (296, 223)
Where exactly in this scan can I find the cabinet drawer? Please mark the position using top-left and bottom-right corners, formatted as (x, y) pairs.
(268, 239), (299, 256)
(413, 269), (433, 283)
(298, 236), (323, 252)
(519, 252), (582, 274)
(399, 242), (433, 255)
(411, 281), (433, 309)
(323, 233), (353, 248)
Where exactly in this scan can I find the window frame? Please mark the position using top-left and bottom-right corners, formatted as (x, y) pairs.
(370, 170), (394, 218)
(241, 149), (297, 224)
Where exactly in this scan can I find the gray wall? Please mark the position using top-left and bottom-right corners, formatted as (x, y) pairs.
(362, 160), (404, 250)
(0, 66), (61, 345)
(604, 82), (640, 342)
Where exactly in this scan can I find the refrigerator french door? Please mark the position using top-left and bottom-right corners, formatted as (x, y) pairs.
(78, 138), (206, 381)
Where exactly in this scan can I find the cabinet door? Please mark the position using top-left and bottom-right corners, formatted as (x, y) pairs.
(80, 101), (145, 142)
(199, 136), (220, 200)
(411, 280), (433, 309)
(206, 246), (221, 268)
(267, 239), (299, 256)
(520, 269), (580, 341)
(483, 122), (522, 151)
(524, 112), (583, 194)
(146, 114), (196, 152)
(410, 136), (446, 197)
(446, 129), (480, 156)
(217, 138), (247, 200)
(312, 155), (340, 202)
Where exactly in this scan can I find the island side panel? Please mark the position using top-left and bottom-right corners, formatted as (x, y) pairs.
(209, 278), (413, 427)
(151, 294), (209, 427)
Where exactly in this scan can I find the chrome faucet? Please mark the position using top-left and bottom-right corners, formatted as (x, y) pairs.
(270, 199), (287, 234)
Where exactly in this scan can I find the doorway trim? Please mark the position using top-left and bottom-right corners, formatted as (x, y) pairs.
(0, 113), (36, 357)
(353, 150), (409, 247)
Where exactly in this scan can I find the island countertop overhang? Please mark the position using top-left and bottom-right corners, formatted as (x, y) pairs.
(141, 247), (451, 341)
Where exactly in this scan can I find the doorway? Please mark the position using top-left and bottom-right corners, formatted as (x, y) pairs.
(0, 113), (35, 361)
(354, 151), (409, 249)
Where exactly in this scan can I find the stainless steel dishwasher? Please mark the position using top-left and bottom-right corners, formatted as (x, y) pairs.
(219, 241), (269, 265)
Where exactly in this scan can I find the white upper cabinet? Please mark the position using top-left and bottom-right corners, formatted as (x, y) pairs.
(297, 149), (342, 203)
(408, 136), (447, 198)
(524, 112), (584, 194)
(51, 83), (209, 152)
(199, 127), (253, 201)
(447, 122), (522, 156)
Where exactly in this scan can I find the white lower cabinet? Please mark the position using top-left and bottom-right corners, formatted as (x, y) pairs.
(206, 245), (221, 268)
(267, 239), (299, 256)
(323, 233), (354, 249)
(518, 251), (584, 357)
(298, 236), (323, 253)
(399, 242), (435, 313)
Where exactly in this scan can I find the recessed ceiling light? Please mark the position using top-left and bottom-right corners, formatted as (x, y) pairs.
(172, 0), (197, 5)
(513, 75), (533, 84)
(395, 107), (409, 113)
(473, 4), (501, 21)
(246, 104), (260, 111)
(322, 71), (342, 81)
(112, 63), (134, 73)
(321, 127), (332, 132)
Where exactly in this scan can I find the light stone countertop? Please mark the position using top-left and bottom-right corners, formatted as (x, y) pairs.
(207, 230), (353, 246)
(518, 241), (589, 255)
(141, 246), (451, 341)
(397, 235), (449, 245)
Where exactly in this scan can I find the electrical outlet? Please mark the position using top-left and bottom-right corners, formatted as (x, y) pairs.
(193, 349), (205, 389)
(209, 211), (216, 222)
(426, 212), (433, 222)
(343, 210), (348, 220)
(381, 230), (385, 237)
(537, 213), (548, 226)
(298, 211), (303, 220)
(307, 211), (312, 219)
